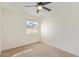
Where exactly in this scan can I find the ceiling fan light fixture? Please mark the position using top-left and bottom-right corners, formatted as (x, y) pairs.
(37, 6), (42, 10)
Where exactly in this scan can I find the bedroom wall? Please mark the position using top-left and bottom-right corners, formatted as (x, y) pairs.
(0, 8), (2, 53)
(41, 2), (79, 56)
(1, 8), (40, 50)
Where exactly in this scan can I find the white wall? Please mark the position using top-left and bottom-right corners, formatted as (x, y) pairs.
(1, 8), (40, 50)
(41, 2), (79, 56)
(0, 8), (2, 53)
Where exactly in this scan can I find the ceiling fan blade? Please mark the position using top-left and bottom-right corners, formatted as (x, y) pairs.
(43, 6), (51, 11)
(37, 2), (51, 5)
(42, 2), (52, 5)
(37, 9), (39, 13)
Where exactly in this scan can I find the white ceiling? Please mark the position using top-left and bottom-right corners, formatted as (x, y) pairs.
(0, 2), (56, 17)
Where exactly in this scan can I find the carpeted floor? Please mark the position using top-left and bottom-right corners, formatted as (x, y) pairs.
(1, 42), (77, 57)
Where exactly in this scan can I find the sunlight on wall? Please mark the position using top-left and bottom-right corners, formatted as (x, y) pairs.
(41, 17), (56, 42)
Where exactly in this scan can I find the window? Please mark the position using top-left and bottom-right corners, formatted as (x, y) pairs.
(26, 20), (39, 34)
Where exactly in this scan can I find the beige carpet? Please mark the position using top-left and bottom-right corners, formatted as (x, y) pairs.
(1, 42), (77, 57)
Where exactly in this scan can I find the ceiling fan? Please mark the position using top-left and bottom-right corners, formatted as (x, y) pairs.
(24, 2), (52, 13)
